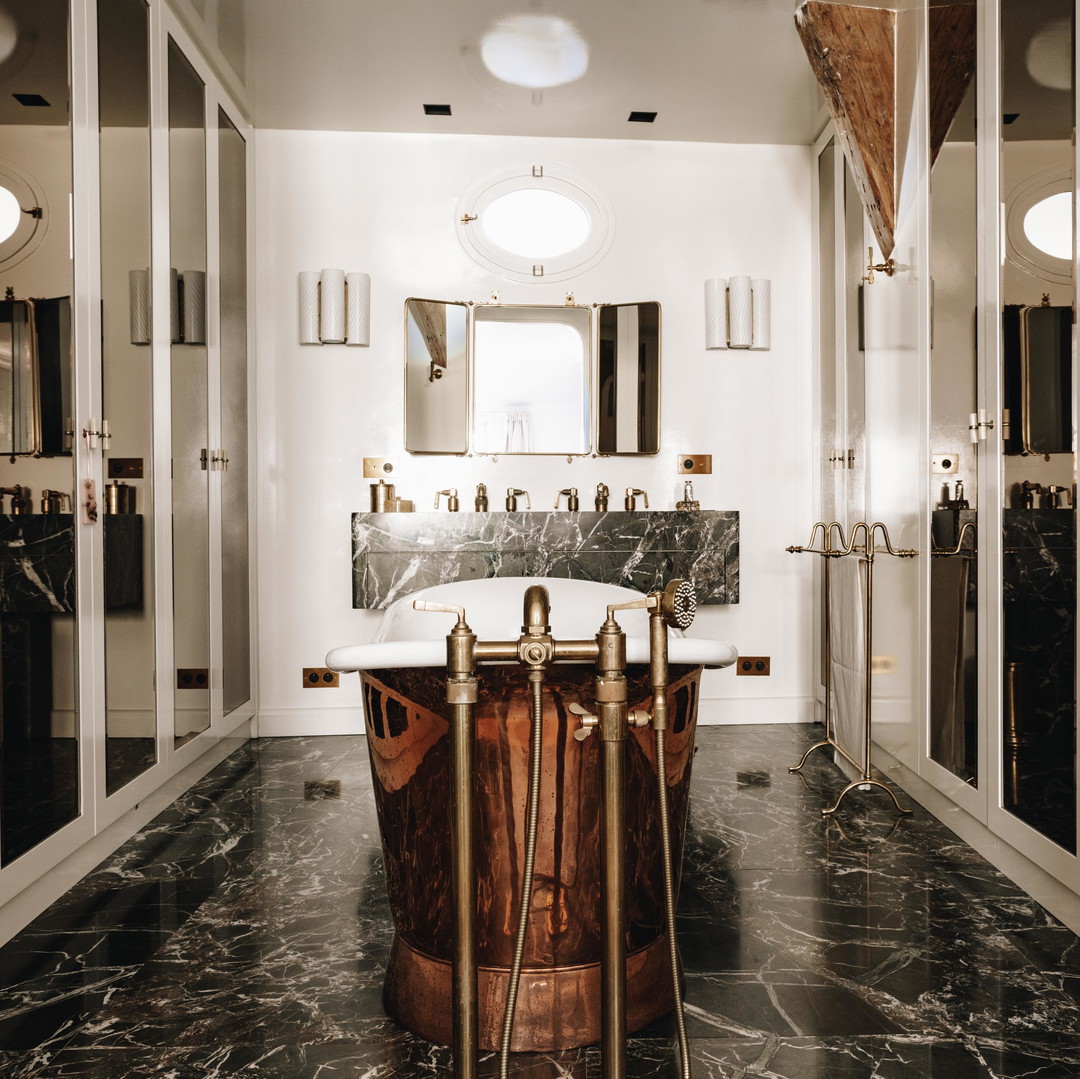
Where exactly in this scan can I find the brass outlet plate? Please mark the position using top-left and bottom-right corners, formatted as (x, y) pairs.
(177, 668), (209, 689)
(931, 453), (959, 474)
(677, 454), (712, 474)
(107, 457), (144, 478)
(363, 457), (396, 479)
(736, 656), (770, 676)
(303, 667), (340, 688)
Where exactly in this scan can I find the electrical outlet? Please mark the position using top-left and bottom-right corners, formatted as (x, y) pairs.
(303, 667), (340, 688)
(363, 457), (395, 479)
(736, 656), (770, 676)
(677, 454), (712, 474)
(177, 668), (209, 689)
(931, 453), (959, 474)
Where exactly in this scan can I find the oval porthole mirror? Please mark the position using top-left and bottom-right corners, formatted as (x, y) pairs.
(1005, 166), (1074, 285)
(0, 160), (47, 273)
(456, 163), (614, 283)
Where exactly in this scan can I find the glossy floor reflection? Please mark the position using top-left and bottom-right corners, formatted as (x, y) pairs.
(1, 724), (1079, 1077)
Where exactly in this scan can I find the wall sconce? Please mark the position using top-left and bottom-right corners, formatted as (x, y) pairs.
(299, 268), (371, 346)
(704, 275), (771, 351)
(128, 268), (205, 345)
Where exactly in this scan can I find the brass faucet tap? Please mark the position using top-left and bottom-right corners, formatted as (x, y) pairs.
(624, 487), (649, 511)
(435, 488), (460, 511)
(506, 487), (530, 511)
(554, 487), (579, 511)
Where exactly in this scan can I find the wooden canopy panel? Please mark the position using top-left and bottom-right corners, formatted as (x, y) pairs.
(928, 3), (977, 166)
(796, 2), (897, 257)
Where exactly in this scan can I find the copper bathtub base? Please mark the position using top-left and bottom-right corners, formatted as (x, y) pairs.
(384, 933), (678, 1052)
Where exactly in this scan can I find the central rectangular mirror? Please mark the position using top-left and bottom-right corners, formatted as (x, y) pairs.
(403, 298), (660, 456)
(473, 304), (590, 455)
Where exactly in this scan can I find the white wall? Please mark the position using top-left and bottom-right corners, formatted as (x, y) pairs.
(253, 130), (815, 735)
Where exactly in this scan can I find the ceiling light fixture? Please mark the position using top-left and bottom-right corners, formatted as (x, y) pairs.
(479, 14), (588, 89)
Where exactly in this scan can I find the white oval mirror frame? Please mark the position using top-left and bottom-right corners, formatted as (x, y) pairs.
(456, 163), (615, 283)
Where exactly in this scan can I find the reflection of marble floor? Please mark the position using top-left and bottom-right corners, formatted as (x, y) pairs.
(1, 724), (1080, 1077)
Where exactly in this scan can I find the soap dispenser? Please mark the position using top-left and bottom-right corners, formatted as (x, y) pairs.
(676, 481), (700, 511)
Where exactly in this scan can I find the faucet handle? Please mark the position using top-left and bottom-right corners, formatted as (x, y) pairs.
(624, 487), (649, 510)
(569, 702), (598, 741)
(555, 487), (579, 510)
(412, 599), (469, 630)
(506, 487), (530, 510)
(434, 488), (459, 511)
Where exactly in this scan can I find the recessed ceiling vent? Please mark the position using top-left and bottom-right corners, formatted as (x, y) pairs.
(13, 93), (49, 107)
(628, 111), (657, 123)
(423, 103), (452, 116)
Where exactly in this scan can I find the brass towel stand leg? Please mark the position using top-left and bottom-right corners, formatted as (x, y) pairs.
(787, 521), (916, 817)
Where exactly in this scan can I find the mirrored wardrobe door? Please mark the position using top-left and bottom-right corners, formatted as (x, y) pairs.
(98, 0), (155, 794)
(168, 36), (210, 746)
(928, 7), (979, 789)
(0, 0), (80, 865)
(998, 0), (1076, 854)
(218, 106), (249, 716)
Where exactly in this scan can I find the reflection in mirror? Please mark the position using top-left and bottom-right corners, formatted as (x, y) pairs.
(928, 11), (978, 786)
(0, 297), (72, 456)
(597, 302), (659, 455)
(1000, 0), (1076, 852)
(404, 299), (468, 454)
(473, 304), (590, 455)
(168, 36), (210, 747)
(219, 106), (250, 715)
(0, 0), (79, 864)
(100, 0), (154, 793)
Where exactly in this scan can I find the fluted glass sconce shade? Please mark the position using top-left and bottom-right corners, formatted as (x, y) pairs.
(704, 275), (771, 351)
(298, 269), (371, 346)
(704, 278), (728, 350)
(346, 272), (371, 346)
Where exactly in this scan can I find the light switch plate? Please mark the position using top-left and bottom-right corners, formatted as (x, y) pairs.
(363, 457), (395, 479)
(677, 454), (712, 474)
(931, 453), (959, 474)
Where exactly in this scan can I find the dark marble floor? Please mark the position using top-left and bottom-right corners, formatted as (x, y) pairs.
(1, 723), (1079, 1077)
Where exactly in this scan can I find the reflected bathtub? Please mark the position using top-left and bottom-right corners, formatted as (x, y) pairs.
(328, 577), (736, 1051)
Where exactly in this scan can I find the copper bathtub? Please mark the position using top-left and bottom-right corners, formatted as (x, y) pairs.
(358, 661), (701, 1052)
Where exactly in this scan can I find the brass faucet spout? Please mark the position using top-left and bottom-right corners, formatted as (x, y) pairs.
(521, 584), (551, 637)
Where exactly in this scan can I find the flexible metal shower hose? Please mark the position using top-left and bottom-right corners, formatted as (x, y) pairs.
(498, 672), (545, 1079)
(656, 725), (692, 1078)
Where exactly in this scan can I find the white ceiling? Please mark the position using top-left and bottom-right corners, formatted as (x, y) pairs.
(171, 0), (827, 145)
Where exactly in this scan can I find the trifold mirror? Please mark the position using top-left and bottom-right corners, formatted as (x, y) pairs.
(404, 299), (660, 456)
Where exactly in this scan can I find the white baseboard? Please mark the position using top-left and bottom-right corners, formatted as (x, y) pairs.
(697, 696), (816, 726)
(255, 707), (365, 737)
(258, 698), (816, 737)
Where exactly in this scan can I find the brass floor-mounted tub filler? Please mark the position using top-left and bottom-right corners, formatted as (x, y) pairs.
(328, 577), (737, 1079)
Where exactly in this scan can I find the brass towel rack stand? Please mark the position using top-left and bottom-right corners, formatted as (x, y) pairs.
(787, 521), (918, 816)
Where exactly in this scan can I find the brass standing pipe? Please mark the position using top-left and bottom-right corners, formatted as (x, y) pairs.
(596, 607), (629, 1079)
(414, 600), (480, 1079)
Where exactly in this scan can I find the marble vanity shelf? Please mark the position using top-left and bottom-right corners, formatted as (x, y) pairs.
(352, 509), (739, 610)
(0, 514), (144, 613)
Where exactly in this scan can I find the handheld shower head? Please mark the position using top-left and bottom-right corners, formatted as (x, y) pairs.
(660, 579), (696, 630)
